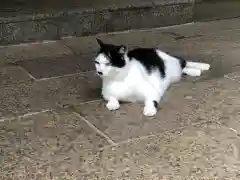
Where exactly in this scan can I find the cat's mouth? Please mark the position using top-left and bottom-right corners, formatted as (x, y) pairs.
(96, 71), (104, 77)
(97, 71), (103, 75)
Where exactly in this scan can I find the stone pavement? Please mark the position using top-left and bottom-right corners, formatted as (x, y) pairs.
(1, 18), (240, 179)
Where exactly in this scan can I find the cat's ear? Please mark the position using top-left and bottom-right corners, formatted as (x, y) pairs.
(96, 38), (104, 48)
(118, 45), (127, 54)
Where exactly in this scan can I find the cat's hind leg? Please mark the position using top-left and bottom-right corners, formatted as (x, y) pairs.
(141, 80), (169, 117)
(183, 61), (211, 77)
(182, 67), (202, 77)
(143, 99), (158, 117)
(186, 61), (210, 71)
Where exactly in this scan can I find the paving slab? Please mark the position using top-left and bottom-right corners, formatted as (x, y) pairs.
(0, 41), (72, 64)
(61, 20), (240, 81)
(0, 110), (109, 180)
(0, 65), (33, 86)
(63, 18), (240, 54)
(194, 0), (240, 22)
(2, 115), (240, 179)
(0, 72), (101, 119)
(24, 20), (240, 79)
(163, 20), (240, 39)
(17, 54), (95, 79)
(210, 71), (240, 134)
(73, 77), (240, 142)
(62, 30), (177, 55)
(81, 122), (240, 179)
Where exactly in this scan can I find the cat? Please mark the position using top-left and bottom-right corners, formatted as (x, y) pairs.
(94, 38), (210, 117)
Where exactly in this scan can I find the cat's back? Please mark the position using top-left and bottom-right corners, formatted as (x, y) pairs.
(127, 48), (166, 77)
(128, 48), (183, 81)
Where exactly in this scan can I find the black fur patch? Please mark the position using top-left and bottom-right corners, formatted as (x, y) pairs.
(165, 51), (187, 69)
(153, 100), (158, 108)
(97, 40), (126, 68)
(128, 48), (166, 78)
(172, 55), (187, 69)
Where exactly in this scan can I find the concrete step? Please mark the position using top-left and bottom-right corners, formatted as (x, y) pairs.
(1, 0), (240, 46)
(0, 0), (194, 46)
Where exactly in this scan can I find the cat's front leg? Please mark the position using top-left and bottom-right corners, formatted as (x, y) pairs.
(102, 85), (120, 111)
(104, 96), (120, 111)
(106, 97), (120, 111)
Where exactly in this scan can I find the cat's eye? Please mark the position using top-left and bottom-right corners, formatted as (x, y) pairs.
(94, 61), (100, 64)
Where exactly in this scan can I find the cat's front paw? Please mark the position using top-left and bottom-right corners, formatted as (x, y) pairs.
(143, 106), (157, 117)
(106, 100), (120, 111)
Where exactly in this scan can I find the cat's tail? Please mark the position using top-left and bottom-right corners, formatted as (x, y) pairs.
(182, 61), (211, 77)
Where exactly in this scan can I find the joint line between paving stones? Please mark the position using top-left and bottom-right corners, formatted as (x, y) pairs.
(101, 120), (217, 150)
(224, 74), (240, 83)
(60, 41), (78, 55)
(57, 99), (102, 108)
(17, 65), (37, 80)
(0, 100), (103, 122)
(72, 111), (116, 145)
(227, 127), (240, 135)
(0, 109), (51, 122)
(215, 114), (240, 135)
(217, 120), (240, 136)
(35, 71), (95, 81)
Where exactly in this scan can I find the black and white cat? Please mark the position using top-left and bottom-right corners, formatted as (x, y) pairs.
(94, 38), (210, 117)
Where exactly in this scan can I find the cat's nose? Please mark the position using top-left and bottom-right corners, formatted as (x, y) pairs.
(97, 71), (103, 75)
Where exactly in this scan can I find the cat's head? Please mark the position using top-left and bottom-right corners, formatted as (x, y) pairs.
(94, 38), (128, 78)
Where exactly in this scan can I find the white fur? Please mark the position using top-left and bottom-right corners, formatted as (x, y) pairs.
(182, 67), (201, 76)
(95, 49), (210, 117)
(186, 61), (210, 71)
